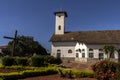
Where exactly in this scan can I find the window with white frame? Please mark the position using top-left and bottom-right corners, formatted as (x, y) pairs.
(68, 49), (72, 53)
(89, 48), (93, 51)
(82, 49), (85, 51)
(82, 53), (85, 58)
(57, 49), (61, 58)
(99, 53), (104, 60)
(89, 53), (94, 58)
(76, 53), (79, 58)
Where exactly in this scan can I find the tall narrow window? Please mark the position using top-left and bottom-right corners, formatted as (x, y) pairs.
(82, 49), (85, 53)
(68, 49), (72, 53)
(82, 53), (85, 58)
(89, 53), (94, 58)
(99, 53), (103, 60)
(76, 53), (79, 58)
(57, 49), (61, 58)
(58, 25), (61, 30)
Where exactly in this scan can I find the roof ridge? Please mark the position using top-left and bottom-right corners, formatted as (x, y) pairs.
(65, 30), (120, 33)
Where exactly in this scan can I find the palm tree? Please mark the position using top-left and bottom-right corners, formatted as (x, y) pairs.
(115, 48), (120, 62)
(102, 45), (116, 60)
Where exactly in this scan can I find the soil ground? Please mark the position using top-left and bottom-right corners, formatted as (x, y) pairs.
(22, 74), (96, 80)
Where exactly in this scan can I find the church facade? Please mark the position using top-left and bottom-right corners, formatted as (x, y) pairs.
(50, 11), (120, 62)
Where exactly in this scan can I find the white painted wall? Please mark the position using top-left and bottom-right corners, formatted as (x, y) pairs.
(55, 13), (66, 35)
(87, 44), (119, 59)
(51, 42), (120, 60)
(51, 42), (76, 58)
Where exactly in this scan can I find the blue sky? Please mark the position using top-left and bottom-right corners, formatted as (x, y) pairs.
(0, 0), (120, 52)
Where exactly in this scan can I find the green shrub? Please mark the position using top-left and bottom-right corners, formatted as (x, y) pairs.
(44, 56), (56, 64)
(92, 60), (120, 80)
(0, 67), (58, 80)
(15, 57), (28, 66)
(58, 69), (93, 78)
(2, 56), (14, 66)
(55, 58), (62, 64)
(44, 55), (62, 64)
(30, 55), (44, 67)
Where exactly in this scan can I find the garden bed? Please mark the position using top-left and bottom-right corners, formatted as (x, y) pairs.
(0, 68), (22, 73)
(23, 74), (96, 80)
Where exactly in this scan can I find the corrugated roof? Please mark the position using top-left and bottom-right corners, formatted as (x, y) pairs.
(50, 30), (120, 44)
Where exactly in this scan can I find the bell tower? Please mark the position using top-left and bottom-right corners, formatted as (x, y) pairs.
(54, 11), (67, 35)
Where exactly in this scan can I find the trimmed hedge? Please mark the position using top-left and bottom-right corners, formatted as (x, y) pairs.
(58, 69), (94, 78)
(1, 55), (62, 67)
(0, 67), (58, 80)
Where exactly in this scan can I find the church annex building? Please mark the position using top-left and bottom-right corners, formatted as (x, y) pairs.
(50, 11), (120, 62)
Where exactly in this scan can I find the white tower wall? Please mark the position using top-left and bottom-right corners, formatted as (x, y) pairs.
(54, 12), (67, 35)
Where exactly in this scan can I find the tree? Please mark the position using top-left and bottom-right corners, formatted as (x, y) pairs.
(115, 48), (120, 62)
(102, 45), (116, 60)
(8, 35), (47, 56)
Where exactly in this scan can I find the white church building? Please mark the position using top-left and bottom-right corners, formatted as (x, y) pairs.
(50, 11), (120, 62)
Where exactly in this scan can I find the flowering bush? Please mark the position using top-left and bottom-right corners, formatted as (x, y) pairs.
(92, 60), (120, 80)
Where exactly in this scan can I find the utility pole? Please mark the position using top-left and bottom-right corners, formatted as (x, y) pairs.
(4, 30), (18, 56)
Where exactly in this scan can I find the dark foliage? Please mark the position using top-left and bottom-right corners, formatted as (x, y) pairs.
(44, 55), (62, 64)
(15, 57), (28, 66)
(8, 35), (47, 56)
(30, 55), (45, 67)
(2, 55), (15, 66)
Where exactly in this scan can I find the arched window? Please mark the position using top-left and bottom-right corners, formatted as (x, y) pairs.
(89, 48), (93, 51)
(76, 49), (78, 52)
(58, 15), (61, 17)
(78, 49), (81, 53)
(99, 49), (103, 51)
(99, 49), (103, 53)
(57, 49), (61, 53)
(68, 49), (72, 53)
(57, 49), (61, 58)
(82, 49), (85, 51)
(89, 48), (94, 58)
(58, 25), (61, 30)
